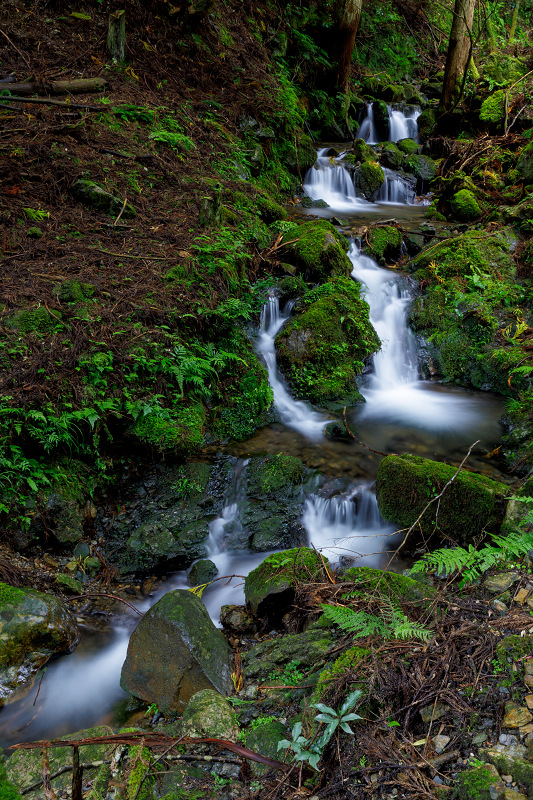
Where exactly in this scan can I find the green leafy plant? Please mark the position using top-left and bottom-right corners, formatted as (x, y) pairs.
(321, 601), (432, 642)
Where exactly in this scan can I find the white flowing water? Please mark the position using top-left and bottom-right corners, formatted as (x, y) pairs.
(358, 102), (379, 144)
(256, 295), (328, 439)
(376, 168), (417, 204)
(360, 102), (421, 144)
(303, 147), (370, 211)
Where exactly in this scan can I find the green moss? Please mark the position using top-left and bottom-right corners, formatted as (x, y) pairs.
(396, 137), (419, 155)
(0, 584), (25, 610)
(55, 281), (95, 303)
(456, 764), (495, 800)
(417, 107), (438, 142)
(366, 225), (402, 261)
(283, 220), (351, 282)
(353, 138), (377, 163)
(450, 189), (481, 221)
(517, 141), (533, 184)
(247, 454), (305, 496)
(380, 142), (404, 170)
(339, 567), (435, 604)
(376, 455), (509, 543)
(311, 646), (369, 705)
(403, 154), (437, 183)
(412, 230), (515, 281)
(275, 276), (379, 404)
(480, 90), (506, 124)
(244, 547), (329, 615)
(5, 306), (62, 334)
(130, 403), (205, 454)
(373, 100), (390, 140)
(482, 54), (526, 86)
(354, 161), (385, 201)
(127, 745), (154, 800)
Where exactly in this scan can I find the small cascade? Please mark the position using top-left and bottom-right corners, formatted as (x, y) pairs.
(389, 107), (421, 142)
(376, 168), (416, 204)
(303, 483), (397, 565)
(358, 103), (379, 144)
(257, 295), (327, 439)
(207, 458), (249, 562)
(303, 147), (370, 211)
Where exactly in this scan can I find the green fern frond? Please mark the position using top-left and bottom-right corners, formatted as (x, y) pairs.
(321, 602), (432, 642)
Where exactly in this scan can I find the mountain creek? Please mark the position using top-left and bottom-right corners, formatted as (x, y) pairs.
(2, 2), (533, 798)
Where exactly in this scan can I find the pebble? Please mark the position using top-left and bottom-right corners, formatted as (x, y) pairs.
(499, 734), (519, 745)
(432, 734), (451, 754)
(491, 599), (509, 615)
(514, 588), (530, 605)
(484, 572), (520, 593)
(420, 703), (449, 723)
(502, 702), (532, 729)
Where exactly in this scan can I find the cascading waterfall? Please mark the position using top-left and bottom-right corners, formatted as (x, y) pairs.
(358, 102), (379, 144)
(303, 147), (370, 210)
(376, 168), (417, 204)
(256, 294), (328, 438)
(360, 102), (421, 144)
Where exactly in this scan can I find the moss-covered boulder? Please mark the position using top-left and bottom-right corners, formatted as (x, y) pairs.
(120, 590), (232, 714)
(72, 179), (136, 218)
(339, 566), (435, 604)
(128, 403), (205, 455)
(455, 762), (500, 800)
(410, 230), (515, 282)
(480, 90), (506, 124)
(244, 547), (329, 619)
(180, 689), (239, 741)
(282, 221), (352, 283)
(28, 492), (84, 549)
(275, 277), (380, 404)
(450, 189), (481, 221)
(502, 198), (533, 235)
(245, 720), (288, 777)
(0, 584), (79, 706)
(416, 107), (438, 142)
(187, 559), (218, 586)
(354, 161), (385, 201)
(403, 154), (437, 186)
(376, 455), (509, 542)
(353, 138), (377, 163)
(517, 141), (533, 184)
(365, 225), (403, 262)
(243, 626), (335, 680)
(380, 142), (404, 170)
(396, 138), (420, 155)
(6, 726), (113, 799)
(482, 54), (526, 86)
(479, 744), (533, 788)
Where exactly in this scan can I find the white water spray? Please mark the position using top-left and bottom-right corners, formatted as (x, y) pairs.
(303, 148), (370, 211)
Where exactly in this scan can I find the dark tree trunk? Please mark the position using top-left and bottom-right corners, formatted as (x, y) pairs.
(441, 0), (476, 109)
(332, 0), (363, 93)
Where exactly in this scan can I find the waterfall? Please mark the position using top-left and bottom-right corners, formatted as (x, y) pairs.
(376, 168), (416, 204)
(303, 147), (370, 211)
(256, 295), (327, 439)
(303, 483), (397, 565)
(360, 103), (420, 144)
(358, 102), (379, 144)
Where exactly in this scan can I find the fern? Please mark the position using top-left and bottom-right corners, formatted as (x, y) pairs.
(410, 526), (533, 587)
(321, 600), (432, 642)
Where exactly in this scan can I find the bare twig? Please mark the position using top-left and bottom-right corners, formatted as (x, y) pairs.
(0, 29), (32, 72)
(113, 196), (129, 227)
(63, 592), (143, 616)
(342, 407), (396, 457)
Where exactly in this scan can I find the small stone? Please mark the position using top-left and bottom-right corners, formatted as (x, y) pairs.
(485, 572), (520, 593)
(499, 733), (519, 745)
(525, 694), (533, 709)
(519, 723), (533, 735)
(503, 702), (532, 728)
(420, 703), (449, 723)
(492, 599), (509, 615)
(472, 732), (489, 745)
(503, 791), (528, 800)
(501, 776), (513, 783)
(55, 574), (83, 594)
(42, 554), (59, 568)
(432, 734), (451, 754)
(514, 588), (529, 605)
(524, 660), (533, 688)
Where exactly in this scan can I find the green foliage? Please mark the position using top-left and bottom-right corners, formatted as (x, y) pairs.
(480, 90), (507, 123)
(268, 659), (304, 686)
(321, 602), (432, 642)
(149, 117), (195, 153)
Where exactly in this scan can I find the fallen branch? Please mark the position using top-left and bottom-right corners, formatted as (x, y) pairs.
(0, 95), (103, 111)
(342, 406), (396, 457)
(1, 77), (106, 96)
(63, 592), (143, 616)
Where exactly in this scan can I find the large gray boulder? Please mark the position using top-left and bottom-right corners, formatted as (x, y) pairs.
(0, 583), (79, 706)
(120, 590), (232, 713)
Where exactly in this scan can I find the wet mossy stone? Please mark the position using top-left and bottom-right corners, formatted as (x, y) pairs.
(187, 559), (218, 587)
(338, 566), (435, 605)
(55, 573), (83, 594)
(242, 627), (335, 681)
(480, 90), (506, 124)
(381, 84), (405, 103)
(416, 107), (438, 142)
(517, 141), (533, 184)
(411, 230), (515, 282)
(5, 306), (61, 334)
(72, 179), (136, 218)
(353, 138), (377, 163)
(247, 454), (305, 498)
(376, 455), (509, 543)
(120, 589), (232, 714)
(353, 161), (385, 201)
(396, 137), (420, 155)
(128, 403), (205, 455)
(122, 509), (209, 575)
(282, 220), (351, 283)
(300, 197), (329, 208)
(373, 100), (390, 141)
(502, 198), (533, 235)
(482, 53), (526, 86)
(403, 154), (437, 184)
(479, 744), (533, 789)
(380, 142), (404, 170)
(180, 689), (239, 741)
(450, 189), (481, 221)
(245, 720), (288, 777)
(6, 726), (113, 799)
(0, 584), (79, 707)
(28, 492), (84, 549)
(456, 763), (497, 800)
(366, 225), (403, 262)
(275, 276), (380, 404)
(244, 547), (329, 618)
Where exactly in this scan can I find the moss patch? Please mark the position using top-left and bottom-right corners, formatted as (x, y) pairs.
(282, 220), (351, 282)
(244, 547), (329, 616)
(354, 161), (385, 201)
(450, 189), (481, 221)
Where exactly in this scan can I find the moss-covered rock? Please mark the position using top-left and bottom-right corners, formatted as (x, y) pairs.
(245, 720), (288, 777)
(120, 589), (232, 714)
(479, 744), (533, 788)
(71, 179), (136, 218)
(55, 573), (83, 593)
(365, 225), (403, 262)
(339, 566), (435, 604)
(376, 455), (509, 542)
(410, 230), (515, 281)
(28, 492), (84, 548)
(275, 276), (380, 404)
(0, 584), (79, 706)
(417, 107), (438, 142)
(379, 142), (404, 170)
(353, 138), (377, 163)
(396, 138), (420, 155)
(480, 90), (506, 124)
(129, 403), (205, 455)
(482, 54), (526, 86)
(243, 626), (335, 682)
(244, 547), (329, 618)
(502, 198), (533, 235)
(187, 559), (218, 586)
(354, 161), (385, 201)
(5, 306), (62, 334)
(373, 100), (390, 141)
(403, 154), (437, 185)
(180, 689), (239, 741)
(450, 189), (481, 221)
(282, 220), (351, 283)
(517, 141), (533, 184)
(456, 762), (498, 800)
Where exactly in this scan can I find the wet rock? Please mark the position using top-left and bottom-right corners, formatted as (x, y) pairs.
(281, 220), (352, 283)
(180, 689), (239, 741)
(492, 599), (509, 615)
(420, 703), (449, 724)
(244, 547), (329, 619)
(376, 455), (509, 543)
(450, 189), (481, 221)
(396, 137), (420, 155)
(0, 583), (79, 707)
(480, 744), (533, 789)
(502, 702), (532, 729)
(353, 138), (377, 163)
(120, 589), (232, 714)
(432, 734), (450, 754)
(72, 179), (136, 218)
(55, 573), (83, 594)
(354, 161), (385, 201)
(242, 627), (334, 681)
(6, 725), (113, 799)
(220, 605), (258, 635)
(245, 720), (288, 777)
(187, 559), (218, 586)
(379, 142), (404, 170)
(28, 492), (84, 549)
(485, 573), (520, 593)
(456, 761), (502, 800)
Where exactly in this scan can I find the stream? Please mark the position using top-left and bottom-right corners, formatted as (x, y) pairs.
(0, 109), (509, 749)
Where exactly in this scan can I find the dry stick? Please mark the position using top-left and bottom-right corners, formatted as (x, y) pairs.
(342, 406), (396, 457)
(0, 95), (103, 111)
(113, 195), (128, 227)
(0, 29), (32, 72)
(63, 592), (143, 616)
(71, 747), (82, 800)
(384, 439), (481, 571)
(22, 763), (107, 795)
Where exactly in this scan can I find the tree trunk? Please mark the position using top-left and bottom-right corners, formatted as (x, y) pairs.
(440, 0), (476, 110)
(107, 10), (126, 64)
(509, 0), (520, 42)
(333, 0), (363, 93)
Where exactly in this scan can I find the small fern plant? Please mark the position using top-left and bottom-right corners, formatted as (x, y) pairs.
(410, 526), (533, 587)
(321, 600), (432, 642)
